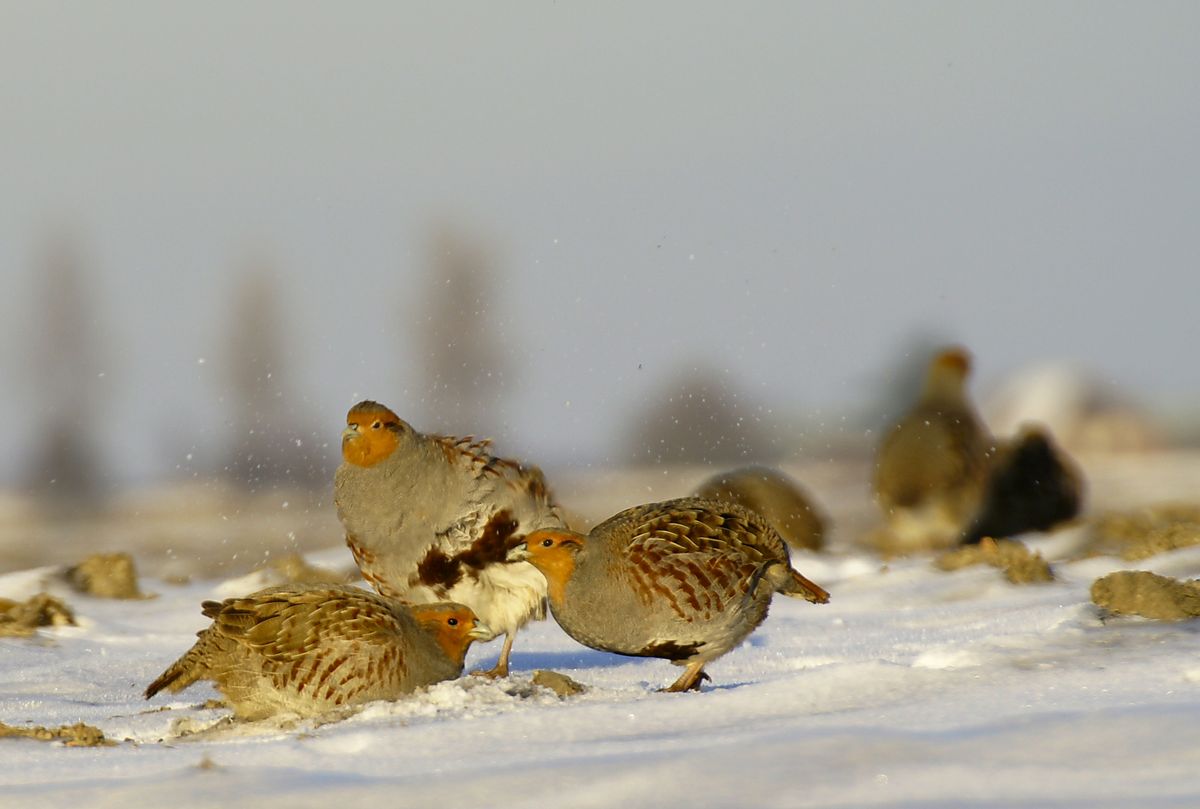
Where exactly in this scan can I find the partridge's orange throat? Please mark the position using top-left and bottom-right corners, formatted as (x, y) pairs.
(342, 400), (403, 467)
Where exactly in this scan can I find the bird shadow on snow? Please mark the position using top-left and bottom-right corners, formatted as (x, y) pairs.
(505, 648), (638, 671)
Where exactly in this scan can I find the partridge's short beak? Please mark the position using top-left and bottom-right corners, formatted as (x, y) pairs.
(506, 542), (530, 562)
(341, 425), (359, 443)
(468, 621), (494, 640)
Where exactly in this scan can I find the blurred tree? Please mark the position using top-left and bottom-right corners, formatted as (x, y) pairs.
(222, 258), (325, 488)
(410, 224), (512, 440)
(23, 232), (108, 512)
(625, 361), (779, 466)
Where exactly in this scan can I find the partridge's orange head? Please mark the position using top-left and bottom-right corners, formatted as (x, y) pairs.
(516, 530), (585, 606)
(921, 347), (973, 401)
(411, 603), (491, 664)
(931, 347), (972, 379)
(342, 400), (406, 467)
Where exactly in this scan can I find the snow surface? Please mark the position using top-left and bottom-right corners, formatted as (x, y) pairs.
(4, 502), (1200, 807)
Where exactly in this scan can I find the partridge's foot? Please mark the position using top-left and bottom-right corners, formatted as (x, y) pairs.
(663, 662), (710, 693)
(470, 631), (514, 678)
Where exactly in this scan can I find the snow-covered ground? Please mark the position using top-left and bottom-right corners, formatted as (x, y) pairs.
(3, 457), (1200, 808)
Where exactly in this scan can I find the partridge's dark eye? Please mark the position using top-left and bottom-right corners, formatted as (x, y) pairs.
(371, 420), (382, 429)
(447, 617), (458, 626)
(542, 538), (554, 548)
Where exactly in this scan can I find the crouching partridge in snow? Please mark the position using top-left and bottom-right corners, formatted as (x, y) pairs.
(693, 465), (828, 552)
(873, 347), (995, 553)
(144, 584), (488, 720)
(963, 424), (1083, 544)
(510, 497), (830, 692)
(334, 400), (566, 677)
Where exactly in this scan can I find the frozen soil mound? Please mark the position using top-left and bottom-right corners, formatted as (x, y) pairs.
(935, 538), (1054, 584)
(0, 593), (76, 637)
(1087, 503), (1200, 560)
(64, 552), (149, 599)
(0, 721), (113, 747)
(1091, 570), (1200, 620)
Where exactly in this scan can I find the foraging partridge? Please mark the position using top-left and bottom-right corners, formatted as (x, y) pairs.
(873, 347), (994, 552)
(144, 584), (487, 720)
(693, 466), (827, 552)
(511, 497), (829, 692)
(334, 400), (565, 677)
(963, 424), (1083, 544)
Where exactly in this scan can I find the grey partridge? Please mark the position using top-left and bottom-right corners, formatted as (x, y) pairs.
(511, 497), (829, 692)
(963, 424), (1083, 544)
(334, 400), (565, 677)
(874, 347), (994, 552)
(144, 584), (487, 720)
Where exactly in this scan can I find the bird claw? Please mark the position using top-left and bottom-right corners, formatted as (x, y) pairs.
(469, 663), (509, 679)
(662, 667), (710, 693)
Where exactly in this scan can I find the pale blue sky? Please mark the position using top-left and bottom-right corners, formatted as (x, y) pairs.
(2, 2), (1198, 483)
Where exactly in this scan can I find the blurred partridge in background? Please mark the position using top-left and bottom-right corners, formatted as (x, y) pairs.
(144, 584), (487, 720)
(512, 497), (829, 692)
(334, 400), (565, 677)
(693, 466), (827, 552)
(873, 347), (994, 554)
(963, 424), (1084, 544)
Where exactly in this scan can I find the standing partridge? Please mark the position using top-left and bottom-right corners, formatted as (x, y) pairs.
(144, 584), (488, 720)
(334, 400), (565, 677)
(693, 466), (828, 552)
(510, 497), (829, 692)
(873, 347), (995, 553)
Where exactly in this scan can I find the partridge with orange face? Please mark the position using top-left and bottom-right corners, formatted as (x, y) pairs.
(511, 497), (829, 692)
(874, 347), (995, 552)
(144, 584), (487, 720)
(334, 400), (565, 677)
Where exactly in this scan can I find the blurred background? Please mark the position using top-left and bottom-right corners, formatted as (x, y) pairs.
(2, 2), (1198, 572)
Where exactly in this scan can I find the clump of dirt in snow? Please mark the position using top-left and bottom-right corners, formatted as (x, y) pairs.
(1091, 571), (1200, 620)
(1085, 502), (1200, 560)
(935, 538), (1054, 584)
(64, 552), (150, 599)
(1120, 522), (1200, 561)
(532, 669), (587, 697)
(0, 592), (76, 637)
(0, 720), (114, 747)
(264, 553), (358, 586)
